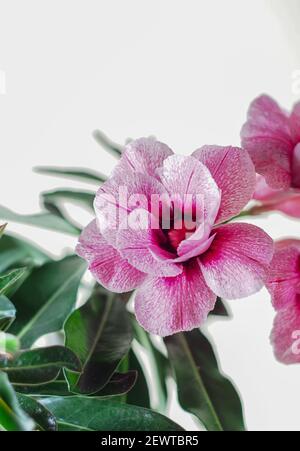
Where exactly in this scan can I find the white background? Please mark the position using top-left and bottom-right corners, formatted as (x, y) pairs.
(1, 0), (300, 431)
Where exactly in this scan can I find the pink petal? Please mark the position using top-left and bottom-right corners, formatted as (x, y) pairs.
(76, 220), (146, 293)
(292, 143), (300, 188)
(94, 170), (167, 247)
(159, 154), (221, 227)
(114, 137), (174, 179)
(134, 260), (216, 336)
(192, 145), (256, 223)
(271, 303), (300, 364)
(241, 95), (294, 189)
(117, 210), (183, 277)
(200, 223), (274, 299)
(289, 102), (300, 143)
(266, 241), (300, 310)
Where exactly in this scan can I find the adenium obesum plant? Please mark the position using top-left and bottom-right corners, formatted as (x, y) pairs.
(76, 139), (274, 336)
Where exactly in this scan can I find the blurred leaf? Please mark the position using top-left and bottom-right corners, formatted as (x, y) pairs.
(35, 166), (106, 184)
(127, 350), (150, 409)
(0, 223), (7, 239)
(0, 296), (16, 331)
(0, 268), (28, 297)
(0, 234), (49, 273)
(165, 330), (245, 432)
(64, 289), (133, 394)
(0, 372), (34, 431)
(42, 189), (95, 213)
(0, 346), (81, 385)
(0, 205), (80, 235)
(10, 256), (86, 347)
(210, 297), (229, 317)
(132, 318), (168, 412)
(17, 394), (57, 431)
(0, 333), (20, 355)
(92, 130), (123, 157)
(41, 397), (184, 431)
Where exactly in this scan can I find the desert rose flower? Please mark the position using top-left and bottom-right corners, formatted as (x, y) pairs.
(76, 138), (274, 336)
(241, 95), (300, 218)
(266, 240), (300, 364)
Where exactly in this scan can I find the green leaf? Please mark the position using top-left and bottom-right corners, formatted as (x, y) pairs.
(0, 268), (28, 297)
(0, 333), (20, 355)
(0, 296), (16, 331)
(210, 297), (229, 317)
(17, 394), (57, 431)
(14, 380), (72, 397)
(165, 330), (245, 432)
(0, 205), (80, 235)
(92, 130), (123, 157)
(127, 350), (150, 409)
(10, 256), (86, 347)
(0, 223), (7, 239)
(0, 372), (34, 431)
(42, 189), (95, 213)
(34, 166), (106, 184)
(99, 371), (137, 397)
(41, 397), (184, 431)
(0, 346), (81, 385)
(64, 289), (133, 394)
(0, 234), (49, 273)
(132, 318), (168, 412)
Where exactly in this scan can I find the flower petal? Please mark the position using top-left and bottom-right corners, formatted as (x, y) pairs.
(271, 303), (300, 364)
(241, 95), (294, 189)
(192, 145), (256, 223)
(292, 143), (300, 188)
(200, 223), (274, 299)
(134, 260), (216, 336)
(76, 220), (146, 292)
(114, 137), (174, 179)
(117, 210), (183, 277)
(289, 102), (300, 143)
(266, 241), (300, 310)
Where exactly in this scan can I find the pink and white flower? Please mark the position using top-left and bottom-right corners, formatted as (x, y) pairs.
(241, 95), (300, 218)
(77, 138), (274, 336)
(266, 240), (300, 364)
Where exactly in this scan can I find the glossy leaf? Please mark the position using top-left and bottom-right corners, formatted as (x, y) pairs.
(64, 289), (133, 394)
(10, 256), (86, 347)
(0, 223), (7, 239)
(0, 205), (80, 235)
(35, 166), (106, 184)
(99, 371), (137, 397)
(165, 330), (245, 432)
(0, 296), (16, 331)
(0, 234), (49, 273)
(17, 394), (57, 431)
(42, 189), (95, 213)
(210, 297), (229, 317)
(0, 372), (34, 431)
(0, 268), (28, 297)
(0, 333), (20, 355)
(41, 397), (184, 431)
(127, 350), (150, 409)
(0, 346), (81, 385)
(92, 130), (123, 157)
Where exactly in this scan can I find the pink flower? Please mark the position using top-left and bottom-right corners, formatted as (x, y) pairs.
(266, 240), (300, 364)
(76, 138), (274, 336)
(241, 95), (300, 218)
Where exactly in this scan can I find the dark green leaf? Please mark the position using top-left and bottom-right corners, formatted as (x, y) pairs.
(41, 397), (184, 431)
(0, 223), (7, 239)
(64, 289), (133, 394)
(0, 296), (16, 331)
(165, 330), (245, 432)
(210, 297), (229, 317)
(15, 380), (71, 397)
(17, 394), (57, 431)
(92, 130), (123, 157)
(0, 346), (81, 385)
(0, 333), (20, 355)
(10, 256), (86, 347)
(0, 268), (28, 297)
(0, 205), (80, 235)
(99, 371), (137, 397)
(0, 234), (49, 273)
(127, 350), (150, 409)
(0, 372), (34, 431)
(34, 166), (106, 184)
(42, 189), (95, 213)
